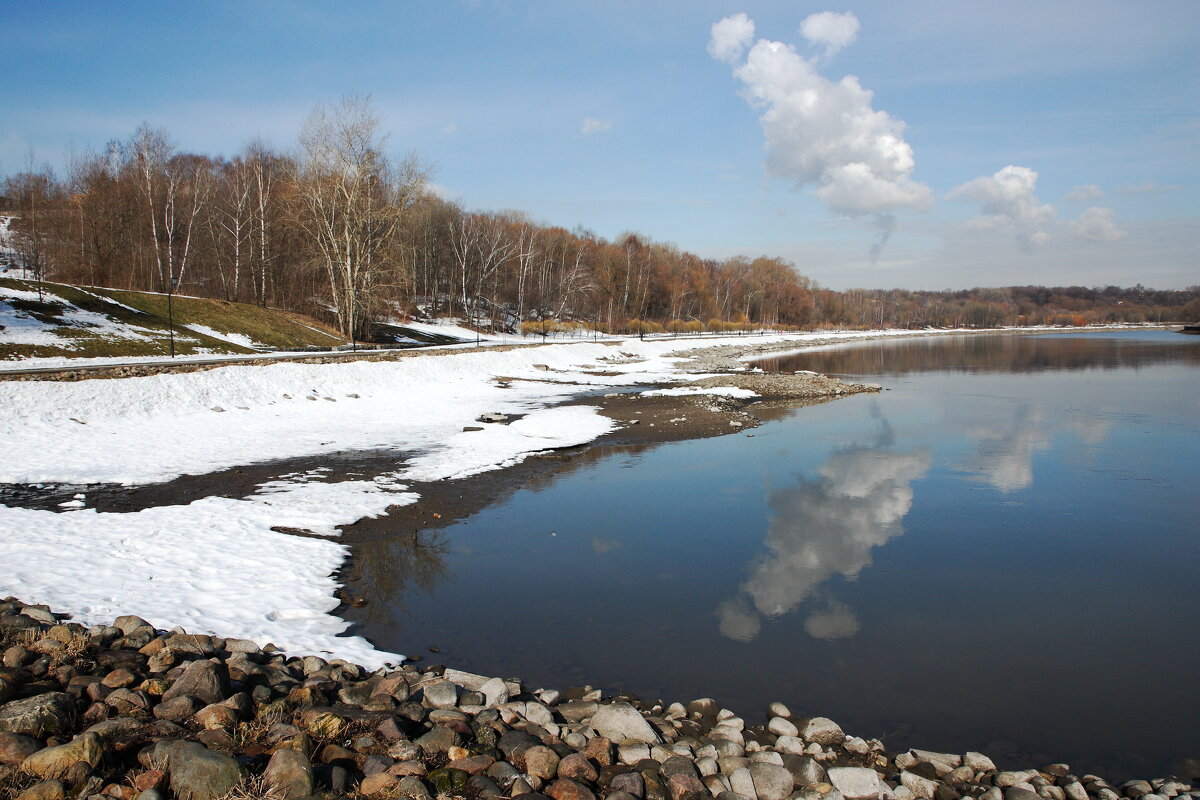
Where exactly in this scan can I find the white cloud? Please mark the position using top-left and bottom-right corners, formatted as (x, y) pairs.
(579, 117), (613, 136)
(800, 11), (860, 57)
(441, 123), (459, 135)
(708, 13), (755, 64)
(949, 165), (1055, 250)
(709, 14), (930, 260)
(1070, 206), (1127, 242)
(1066, 184), (1104, 202)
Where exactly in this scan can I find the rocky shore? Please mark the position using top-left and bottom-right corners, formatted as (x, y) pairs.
(0, 600), (1193, 800)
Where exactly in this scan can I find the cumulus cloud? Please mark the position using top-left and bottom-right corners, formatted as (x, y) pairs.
(709, 13), (931, 260)
(579, 117), (613, 136)
(1066, 184), (1104, 202)
(950, 165), (1055, 250)
(963, 403), (1049, 492)
(800, 11), (860, 57)
(1070, 206), (1126, 242)
(715, 430), (931, 642)
(708, 13), (755, 64)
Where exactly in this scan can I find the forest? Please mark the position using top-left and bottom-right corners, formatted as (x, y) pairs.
(4, 97), (1198, 339)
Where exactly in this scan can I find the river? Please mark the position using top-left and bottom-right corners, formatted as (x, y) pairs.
(348, 330), (1200, 778)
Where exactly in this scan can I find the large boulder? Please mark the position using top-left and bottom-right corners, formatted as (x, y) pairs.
(153, 740), (244, 800)
(19, 732), (101, 780)
(264, 747), (314, 800)
(0, 694), (75, 737)
(589, 703), (662, 744)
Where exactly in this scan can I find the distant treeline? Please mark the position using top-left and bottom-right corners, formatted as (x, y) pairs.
(3, 97), (1197, 337)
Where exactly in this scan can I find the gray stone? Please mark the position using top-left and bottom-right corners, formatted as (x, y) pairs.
(749, 763), (794, 800)
(0, 693), (75, 737)
(422, 679), (459, 708)
(160, 659), (229, 706)
(768, 718), (799, 738)
(826, 767), (882, 800)
(591, 703), (662, 744)
(1005, 789), (1042, 800)
(729, 767), (758, 800)
(481, 677), (511, 706)
(415, 724), (460, 754)
(749, 752), (783, 766)
(524, 745), (561, 780)
(798, 718), (844, 747)
(264, 747), (314, 799)
(912, 751), (962, 771)
(612, 771), (646, 797)
(618, 743), (651, 766)
(997, 772), (1040, 789)
(963, 753), (995, 773)
(767, 702), (791, 719)
(398, 775), (434, 800)
(113, 615), (153, 634)
(1062, 783), (1088, 800)
(776, 736), (806, 756)
(154, 740), (245, 800)
(786, 757), (826, 788)
(901, 772), (939, 800)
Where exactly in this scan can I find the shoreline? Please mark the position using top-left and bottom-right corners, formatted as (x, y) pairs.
(0, 598), (1193, 799)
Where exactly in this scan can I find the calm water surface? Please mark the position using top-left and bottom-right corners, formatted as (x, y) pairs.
(352, 331), (1200, 777)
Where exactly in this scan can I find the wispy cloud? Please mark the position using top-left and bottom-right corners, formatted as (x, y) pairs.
(579, 117), (613, 137)
(1066, 184), (1105, 202)
(1114, 180), (1180, 195)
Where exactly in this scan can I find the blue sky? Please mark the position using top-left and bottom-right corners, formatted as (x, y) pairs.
(4, 0), (1197, 290)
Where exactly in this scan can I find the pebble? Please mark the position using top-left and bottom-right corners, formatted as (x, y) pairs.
(0, 599), (1188, 800)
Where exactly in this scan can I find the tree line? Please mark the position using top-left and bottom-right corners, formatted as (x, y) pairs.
(3, 96), (1197, 337)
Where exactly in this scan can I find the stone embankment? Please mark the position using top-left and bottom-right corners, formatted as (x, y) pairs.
(0, 601), (1193, 800)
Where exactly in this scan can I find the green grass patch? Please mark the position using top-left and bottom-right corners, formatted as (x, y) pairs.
(0, 278), (347, 360)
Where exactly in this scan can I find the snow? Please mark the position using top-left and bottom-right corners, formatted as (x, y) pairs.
(0, 324), (1150, 668)
(641, 386), (760, 399)
(183, 323), (265, 350)
(0, 283), (185, 350)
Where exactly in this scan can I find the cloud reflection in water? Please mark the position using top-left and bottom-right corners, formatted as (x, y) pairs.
(717, 416), (930, 642)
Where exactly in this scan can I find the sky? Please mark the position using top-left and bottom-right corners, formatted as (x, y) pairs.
(3, 0), (1197, 291)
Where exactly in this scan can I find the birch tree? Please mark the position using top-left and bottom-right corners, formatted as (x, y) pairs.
(295, 94), (427, 339)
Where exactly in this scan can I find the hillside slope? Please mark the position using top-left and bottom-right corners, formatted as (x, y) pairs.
(0, 278), (348, 360)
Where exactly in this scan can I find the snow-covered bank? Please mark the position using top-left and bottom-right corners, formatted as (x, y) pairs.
(0, 325), (1152, 669)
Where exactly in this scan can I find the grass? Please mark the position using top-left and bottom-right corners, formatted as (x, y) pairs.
(0, 277), (347, 360)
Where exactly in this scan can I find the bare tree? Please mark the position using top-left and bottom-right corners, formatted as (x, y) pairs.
(295, 94), (428, 339)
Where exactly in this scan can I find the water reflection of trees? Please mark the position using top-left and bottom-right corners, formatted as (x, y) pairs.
(759, 334), (1199, 377)
(717, 414), (931, 642)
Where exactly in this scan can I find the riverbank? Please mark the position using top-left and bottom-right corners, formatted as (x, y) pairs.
(0, 599), (1193, 800)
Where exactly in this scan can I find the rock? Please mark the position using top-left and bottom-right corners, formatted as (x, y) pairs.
(398, 775), (434, 800)
(361, 772), (400, 795)
(729, 767), (758, 800)
(192, 703), (237, 731)
(153, 695), (199, 723)
(584, 737), (615, 767)
(668, 772), (708, 800)
(298, 709), (346, 739)
(154, 740), (245, 800)
(1005, 789), (1042, 800)
(1062, 784), (1087, 800)
(0, 732), (41, 765)
(415, 724), (460, 754)
(14, 780), (65, 800)
(749, 763), (794, 800)
(264, 747), (314, 799)
(767, 702), (791, 719)
(113, 615), (153, 635)
(19, 731), (101, 780)
(775, 736), (805, 756)
(560, 753), (600, 782)
(902, 772), (940, 800)
(525, 745), (561, 780)
(422, 679), (459, 708)
(481, 677), (511, 706)
(767, 718), (799, 738)
(160, 659), (229, 706)
(826, 768), (882, 800)
(591, 703), (663, 744)
(548, 778), (598, 800)
(996, 772), (1039, 788)
(612, 771), (646, 797)
(429, 767), (472, 794)
(0, 693), (75, 737)
(964, 753), (996, 773)
(798, 718), (844, 747)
